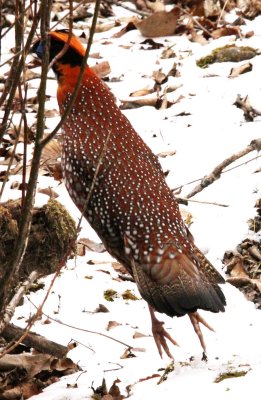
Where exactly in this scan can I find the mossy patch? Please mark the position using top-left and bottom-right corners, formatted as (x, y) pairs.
(0, 198), (77, 290)
(104, 289), (118, 301)
(122, 289), (139, 301)
(197, 45), (257, 68)
(214, 369), (249, 383)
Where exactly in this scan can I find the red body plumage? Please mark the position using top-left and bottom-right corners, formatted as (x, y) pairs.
(33, 31), (226, 358)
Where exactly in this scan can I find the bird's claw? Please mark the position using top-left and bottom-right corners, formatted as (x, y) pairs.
(189, 311), (214, 358)
(151, 316), (179, 359)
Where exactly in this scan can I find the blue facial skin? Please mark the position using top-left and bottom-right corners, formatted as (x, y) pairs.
(35, 41), (44, 59)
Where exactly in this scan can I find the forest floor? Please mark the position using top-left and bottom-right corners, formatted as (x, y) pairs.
(1, 2), (261, 399)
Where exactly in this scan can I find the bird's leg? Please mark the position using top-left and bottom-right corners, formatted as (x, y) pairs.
(149, 305), (179, 359)
(188, 311), (215, 361)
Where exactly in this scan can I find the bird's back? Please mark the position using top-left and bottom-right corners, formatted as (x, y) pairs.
(58, 67), (226, 318)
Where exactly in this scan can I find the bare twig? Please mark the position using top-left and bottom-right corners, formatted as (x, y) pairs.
(0, 0), (40, 139)
(186, 139), (261, 199)
(1, 271), (40, 330)
(115, 0), (150, 16)
(0, 0), (51, 330)
(177, 197), (229, 207)
(28, 299), (133, 350)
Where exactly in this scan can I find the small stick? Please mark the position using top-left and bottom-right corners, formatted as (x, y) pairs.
(2, 271), (40, 329)
(186, 139), (261, 199)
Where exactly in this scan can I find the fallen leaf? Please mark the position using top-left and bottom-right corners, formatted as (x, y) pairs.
(108, 378), (125, 399)
(120, 348), (136, 359)
(122, 289), (139, 300)
(78, 238), (106, 253)
(104, 289), (118, 302)
(91, 61), (111, 78)
(211, 26), (240, 39)
(95, 304), (109, 313)
(214, 369), (249, 383)
(229, 62), (252, 78)
(135, 8), (180, 38)
(106, 321), (122, 331)
(113, 18), (138, 38)
(130, 88), (154, 97)
(161, 46), (176, 59)
(133, 331), (147, 339)
(140, 38), (164, 50)
(157, 361), (175, 384)
(146, 0), (165, 12)
(111, 261), (128, 275)
(38, 187), (59, 198)
(152, 69), (167, 84)
(157, 150), (176, 158)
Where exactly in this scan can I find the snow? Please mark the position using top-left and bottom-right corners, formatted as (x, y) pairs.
(2, 4), (261, 399)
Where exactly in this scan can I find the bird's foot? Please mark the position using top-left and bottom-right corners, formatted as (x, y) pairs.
(188, 311), (214, 359)
(149, 306), (179, 359)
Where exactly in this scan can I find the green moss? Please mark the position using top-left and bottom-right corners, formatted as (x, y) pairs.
(197, 45), (257, 68)
(0, 198), (77, 280)
(122, 289), (139, 301)
(104, 289), (118, 302)
(214, 369), (249, 383)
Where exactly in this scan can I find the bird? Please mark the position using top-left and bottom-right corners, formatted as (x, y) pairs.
(33, 30), (226, 359)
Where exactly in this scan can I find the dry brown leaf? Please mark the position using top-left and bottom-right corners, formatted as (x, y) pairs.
(78, 238), (106, 253)
(133, 331), (147, 339)
(111, 261), (128, 275)
(191, 32), (208, 45)
(2, 381), (41, 399)
(91, 61), (111, 78)
(41, 139), (61, 166)
(120, 96), (158, 108)
(95, 22), (117, 33)
(106, 320), (122, 331)
(120, 348), (136, 359)
(51, 357), (77, 371)
(212, 26), (240, 39)
(135, 8), (180, 37)
(204, 0), (222, 17)
(157, 150), (176, 158)
(113, 18), (138, 38)
(95, 304), (109, 313)
(108, 378), (125, 399)
(226, 255), (248, 279)
(229, 62), (252, 78)
(130, 88), (154, 97)
(161, 46), (176, 59)
(38, 187), (59, 198)
(152, 69), (167, 84)
(254, 166), (261, 173)
(146, 0), (165, 12)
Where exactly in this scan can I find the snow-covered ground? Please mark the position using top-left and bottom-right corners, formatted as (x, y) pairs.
(1, 4), (261, 399)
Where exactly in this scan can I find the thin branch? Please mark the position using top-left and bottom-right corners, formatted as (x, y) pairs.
(51, 0), (92, 30)
(1, 271), (40, 329)
(115, 0), (150, 16)
(0, 0), (40, 139)
(29, 299), (133, 350)
(0, 0), (51, 329)
(0, 118), (22, 201)
(177, 197), (229, 207)
(186, 139), (261, 199)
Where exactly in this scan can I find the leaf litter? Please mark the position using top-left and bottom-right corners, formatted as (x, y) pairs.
(1, 1), (261, 399)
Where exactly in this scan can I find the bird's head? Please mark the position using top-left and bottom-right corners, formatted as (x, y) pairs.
(32, 30), (86, 74)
